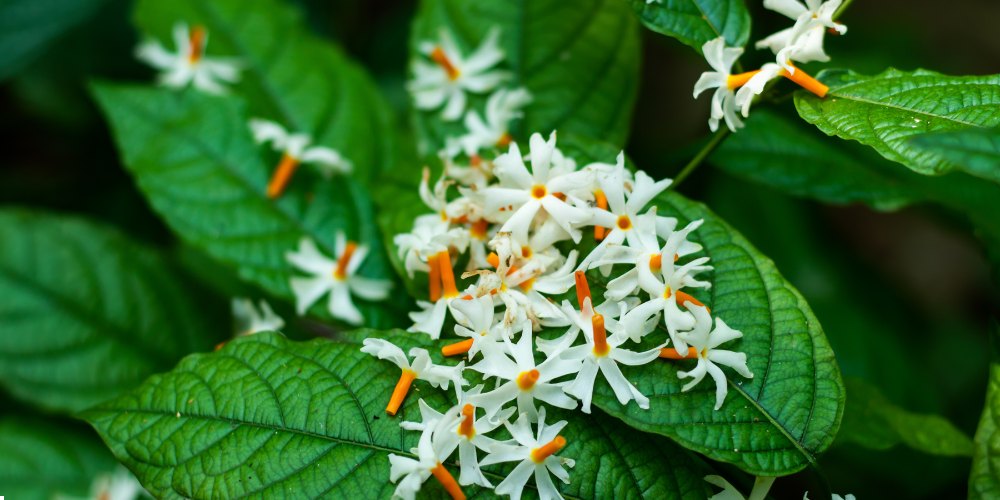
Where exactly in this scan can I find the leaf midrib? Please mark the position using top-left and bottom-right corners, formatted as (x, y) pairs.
(825, 90), (989, 129)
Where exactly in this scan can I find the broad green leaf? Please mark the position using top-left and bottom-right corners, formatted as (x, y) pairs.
(971, 327), (1000, 499)
(410, 0), (641, 153)
(838, 377), (973, 457)
(794, 68), (1000, 176)
(93, 84), (408, 329)
(84, 330), (716, 499)
(589, 190), (845, 476)
(132, 0), (405, 191)
(625, 0), (750, 51)
(0, 209), (219, 412)
(0, 416), (119, 499)
(910, 127), (1000, 185)
(0, 0), (107, 81)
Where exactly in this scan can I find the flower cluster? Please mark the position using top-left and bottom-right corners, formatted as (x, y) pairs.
(693, 0), (848, 132)
(351, 28), (756, 500)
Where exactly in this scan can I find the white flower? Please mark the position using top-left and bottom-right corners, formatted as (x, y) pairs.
(409, 28), (509, 121)
(394, 216), (468, 278)
(693, 37), (748, 132)
(408, 251), (476, 339)
(361, 338), (466, 416)
(389, 404), (465, 500)
(734, 63), (785, 117)
(480, 407), (575, 500)
(757, 0), (847, 70)
(249, 118), (352, 198)
(619, 219), (713, 352)
(135, 23), (241, 94)
(55, 466), (146, 500)
(704, 475), (776, 500)
(445, 295), (508, 361)
(285, 234), (392, 325)
(467, 322), (580, 422)
(676, 306), (753, 410)
(558, 299), (662, 412)
(448, 88), (532, 157)
(577, 156), (671, 271)
(231, 298), (284, 336)
(479, 132), (593, 243)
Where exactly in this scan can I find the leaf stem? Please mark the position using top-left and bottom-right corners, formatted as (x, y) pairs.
(834, 0), (855, 19)
(670, 129), (730, 188)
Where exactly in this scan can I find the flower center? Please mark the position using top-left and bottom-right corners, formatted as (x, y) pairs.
(495, 132), (513, 148)
(188, 25), (206, 64)
(430, 46), (461, 81)
(662, 285), (672, 299)
(521, 246), (533, 259)
(616, 215), (632, 230)
(726, 69), (761, 90)
(333, 242), (358, 280)
(470, 219), (489, 240)
(458, 404), (476, 439)
(648, 253), (662, 272)
(516, 369), (540, 390)
(592, 314), (609, 357)
(530, 436), (567, 463)
(531, 184), (547, 199)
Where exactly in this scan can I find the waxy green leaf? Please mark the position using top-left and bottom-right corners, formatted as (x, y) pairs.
(84, 330), (717, 499)
(970, 326), (1000, 499)
(93, 84), (407, 329)
(838, 377), (973, 457)
(0, 0), (108, 81)
(910, 127), (1000, 186)
(590, 190), (845, 476)
(410, 0), (641, 153)
(625, 0), (750, 51)
(0, 416), (119, 499)
(795, 68), (1000, 177)
(0, 209), (219, 412)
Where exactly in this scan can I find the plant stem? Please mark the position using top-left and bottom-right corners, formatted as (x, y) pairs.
(834, 0), (855, 19)
(670, 129), (729, 189)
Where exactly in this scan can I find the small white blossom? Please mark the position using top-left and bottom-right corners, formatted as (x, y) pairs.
(677, 306), (754, 410)
(757, 0), (847, 71)
(231, 298), (284, 336)
(480, 407), (575, 500)
(285, 234), (391, 325)
(704, 475), (776, 500)
(409, 28), (509, 121)
(693, 37), (747, 132)
(447, 88), (532, 157)
(389, 404), (465, 500)
(135, 23), (241, 94)
(249, 118), (352, 180)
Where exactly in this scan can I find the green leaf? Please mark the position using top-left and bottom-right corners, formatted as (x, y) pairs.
(0, 209), (219, 413)
(970, 326), (1000, 499)
(909, 127), (1000, 185)
(589, 190), (845, 476)
(92, 83), (407, 328)
(84, 330), (717, 499)
(132, 0), (405, 192)
(0, 0), (108, 81)
(838, 377), (973, 457)
(625, 0), (750, 51)
(410, 0), (641, 153)
(794, 68), (1000, 176)
(0, 416), (119, 499)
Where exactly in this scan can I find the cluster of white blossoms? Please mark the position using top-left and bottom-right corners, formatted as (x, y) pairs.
(693, 0), (847, 132)
(351, 27), (756, 500)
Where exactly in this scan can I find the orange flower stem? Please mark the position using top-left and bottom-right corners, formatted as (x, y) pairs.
(781, 65), (829, 98)
(428, 252), (442, 302)
(266, 154), (300, 199)
(594, 189), (608, 241)
(431, 463), (466, 500)
(574, 270), (591, 310)
(660, 347), (698, 359)
(438, 251), (459, 298)
(386, 369), (416, 416)
(441, 339), (474, 357)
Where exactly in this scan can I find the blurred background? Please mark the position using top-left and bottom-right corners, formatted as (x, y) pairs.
(2, 0), (999, 497)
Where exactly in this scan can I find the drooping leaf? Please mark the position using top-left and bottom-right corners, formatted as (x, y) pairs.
(838, 377), (973, 457)
(970, 326), (1000, 499)
(0, 416), (119, 499)
(0, 209), (220, 413)
(0, 0), (108, 81)
(794, 68), (1000, 176)
(909, 127), (1000, 185)
(589, 189), (845, 476)
(84, 330), (717, 499)
(132, 0), (405, 192)
(92, 84), (408, 328)
(625, 0), (750, 51)
(409, 0), (641, 153)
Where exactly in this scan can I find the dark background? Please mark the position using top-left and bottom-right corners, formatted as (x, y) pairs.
(2, 0), (998, 497)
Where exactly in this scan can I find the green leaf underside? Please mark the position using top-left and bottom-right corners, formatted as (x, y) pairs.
(794, 68), (1000, 176)
(93, 84), (406, 329)
(589, 191), (844, 476)
(85, 331), (716, 499)
(970, 328), (1000, 499)
(838, 377), (973, 457)
(0, 0), (107, 81)
(909, 127), (1000, 186)
(0, 416), (119, 500)
(0, 209), (215, 412)
(626, 0), (750, 52)
(410, 0), (641, 153)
